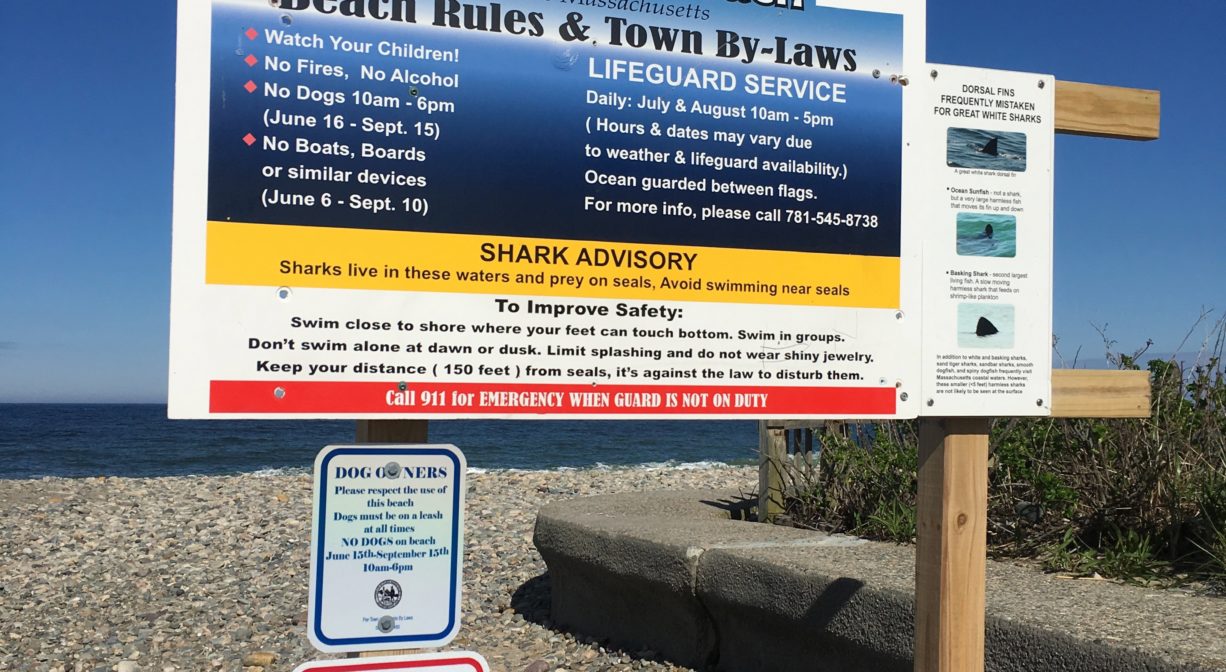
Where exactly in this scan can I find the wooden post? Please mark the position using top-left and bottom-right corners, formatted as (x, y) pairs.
(356, 419), (428, 443)
(354, 419), (428, 659)
(915, 418), (990, 672)
(758, 420), (787, 522)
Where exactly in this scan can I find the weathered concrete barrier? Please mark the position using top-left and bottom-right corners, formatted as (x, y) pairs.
(533, 489), (1225, 672)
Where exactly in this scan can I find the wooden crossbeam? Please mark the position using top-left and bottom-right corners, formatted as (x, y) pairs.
(1050, 369), (1150, 418)
(761, 369), (1151, 427)
(1055, 80), (1160, 140)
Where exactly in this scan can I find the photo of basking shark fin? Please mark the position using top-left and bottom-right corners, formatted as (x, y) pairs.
(978, 137), (999, 156)
(975, 317), (999, 337)
(984, 223), (994, 239)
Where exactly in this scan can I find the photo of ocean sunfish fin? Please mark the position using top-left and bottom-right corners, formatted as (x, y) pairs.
(975, 317), (999, 337)
(984, 223), (994, 239)
(978, 137), (999, 156)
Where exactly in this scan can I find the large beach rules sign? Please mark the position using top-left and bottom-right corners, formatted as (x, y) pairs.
(169, 0), (927, 419)
(308, 444), (466, 652)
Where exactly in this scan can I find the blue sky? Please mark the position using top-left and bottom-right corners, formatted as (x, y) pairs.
(0, 0), (1222, 403)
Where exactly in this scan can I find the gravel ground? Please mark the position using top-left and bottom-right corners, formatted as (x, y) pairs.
(0, 465), (757, 672)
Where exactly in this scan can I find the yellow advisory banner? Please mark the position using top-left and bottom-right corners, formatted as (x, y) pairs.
(206, 222), (900, 308)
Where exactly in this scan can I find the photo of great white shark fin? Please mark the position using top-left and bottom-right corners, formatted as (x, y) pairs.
(975, 317), (999, 337)
(979, 137), (999, 156)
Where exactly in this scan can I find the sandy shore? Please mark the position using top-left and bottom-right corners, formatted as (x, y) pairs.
(0, 465), (757, 672)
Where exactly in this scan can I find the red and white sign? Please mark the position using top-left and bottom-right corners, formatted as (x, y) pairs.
(292, 652), (489, 672)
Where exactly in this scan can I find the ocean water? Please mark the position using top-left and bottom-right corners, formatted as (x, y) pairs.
(0, 404), (758, 479)
(945, 128), (1027, 172)
(956, 213), (1016, 257)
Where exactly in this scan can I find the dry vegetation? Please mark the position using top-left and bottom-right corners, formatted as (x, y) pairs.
(782, 318), (1226, 586)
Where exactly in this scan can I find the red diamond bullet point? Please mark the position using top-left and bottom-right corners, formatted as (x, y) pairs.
(243, 133), (257, 146)
(245, 28), (258, 40)
(244, 80), (257, 93)
(244, 54), (258, 67)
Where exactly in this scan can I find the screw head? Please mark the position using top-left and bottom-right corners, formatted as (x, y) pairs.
(900, 392), (909, 402)
(273, 387), (286, 399)
(377, 616), (395, 632)
(930, 69), (938, 79)
(1038, 79), (1046, 89)
(384, 462), (401, 478)
(926, 399), (934, 407)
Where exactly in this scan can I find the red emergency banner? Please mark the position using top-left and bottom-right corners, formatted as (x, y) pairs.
(210, 381), (896, 416)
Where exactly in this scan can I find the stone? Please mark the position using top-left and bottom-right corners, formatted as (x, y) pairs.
(0, 466), (760, 672)
(241, 652), (277, 667)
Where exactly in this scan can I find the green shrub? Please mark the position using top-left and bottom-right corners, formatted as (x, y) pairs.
(778, 317), (1226, 584)
(782, 422), (917, 542)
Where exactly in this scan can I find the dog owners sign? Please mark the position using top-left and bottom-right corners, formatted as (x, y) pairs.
(308, 444), (466, 653)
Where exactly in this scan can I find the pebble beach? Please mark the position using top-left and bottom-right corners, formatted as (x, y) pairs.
(0, 465), (757, 672)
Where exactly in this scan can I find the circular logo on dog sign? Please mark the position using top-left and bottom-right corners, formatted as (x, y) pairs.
(374, 580), (402, 609)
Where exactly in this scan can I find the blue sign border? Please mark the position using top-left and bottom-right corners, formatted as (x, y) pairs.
(312, 445), (462, 647)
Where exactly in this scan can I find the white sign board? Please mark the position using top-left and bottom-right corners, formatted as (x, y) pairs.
(292, 651), (490, 672)
(916, 64), (1054, 416)
(169, 0), (927, 420)
(308, 445), (466, 653)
